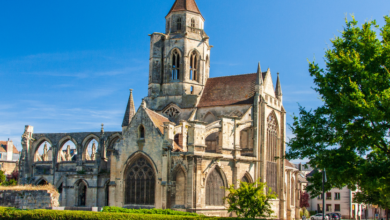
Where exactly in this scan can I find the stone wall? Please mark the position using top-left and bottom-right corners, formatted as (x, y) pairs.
(0, 189), (59, 209)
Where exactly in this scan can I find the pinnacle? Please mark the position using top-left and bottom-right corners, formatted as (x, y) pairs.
(122, 89), (136, 127)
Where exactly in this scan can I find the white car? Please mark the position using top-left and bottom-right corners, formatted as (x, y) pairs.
(310, 213), (329, 220)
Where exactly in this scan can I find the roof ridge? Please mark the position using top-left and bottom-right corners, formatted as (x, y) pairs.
(209, 72), (268, 79)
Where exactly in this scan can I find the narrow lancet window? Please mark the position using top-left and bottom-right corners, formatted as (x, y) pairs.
(139, 125), (145, 139)
(190, 51), (198, 81)
(191, 18), (195, 32)
(177, 18), (182, 31)
(171, 50), (180, 80)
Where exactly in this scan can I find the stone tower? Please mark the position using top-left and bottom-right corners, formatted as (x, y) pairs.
(146, 0), (211, 110)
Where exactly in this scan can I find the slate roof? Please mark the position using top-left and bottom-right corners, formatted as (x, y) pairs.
(197, 73), (266, 108)
(0, 141), (19, 154)
(167, 0), (202, 17)
(144, 108), (170, 134)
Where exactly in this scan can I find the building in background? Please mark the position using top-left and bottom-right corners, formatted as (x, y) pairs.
(0, 139), (20, 175)
(305, 169), (386, 219)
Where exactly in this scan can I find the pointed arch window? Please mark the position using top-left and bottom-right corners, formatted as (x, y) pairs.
(266, 113), (278, 194)
(190, 18), (196, 32)
(172, 50), (180, 81)
(190, 51), (198, 81)
(125, 157), (155, 205)
(139, 125), (145, 139)
(206, 168), (225, 206)
(177, 18), (182, 31)
(267, 114), (278, 161)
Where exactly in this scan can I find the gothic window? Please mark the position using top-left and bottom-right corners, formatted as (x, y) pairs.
(190, 18), (196, 32)
(241, 175), (249, 183)
(190, 86), (194, 94)
(76, 180), (87, 206)
(190, 51), (198, 81)
(267, 113), (278, 161)
(266, 113), (278, 193)
(177, 18), (182, 31)
(125, 158), (155, 205)
(139, 125), (145, 139)
(172, 168), (185, 207)
(206, 168), (225, 206)
(171, 50), (180, 80)
(164, 106), (180, 118)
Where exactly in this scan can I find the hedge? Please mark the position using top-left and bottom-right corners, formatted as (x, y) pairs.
(102, 206), (199, 216)
(0, 207), (206, 220)
(0, 207), (266, 219)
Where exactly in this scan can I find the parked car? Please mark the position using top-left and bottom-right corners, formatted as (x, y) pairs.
(310, 213), (329, 220)
(331, 213), (342, 219)
(329, 213), (340, 220)
(332, 212), (341, 220)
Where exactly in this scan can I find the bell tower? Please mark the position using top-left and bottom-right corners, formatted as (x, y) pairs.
(146, 0), (211, 111)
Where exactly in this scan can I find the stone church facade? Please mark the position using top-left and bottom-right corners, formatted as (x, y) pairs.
(19, 0), (300, 218)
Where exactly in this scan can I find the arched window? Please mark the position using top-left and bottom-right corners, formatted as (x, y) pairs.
(206, 168), (225, 206)
(125, 157), (155, 205)
(266, 113), (278, 193)
(76, 180), (87, 206)
(177, 18), (182, 31)
(172, 168), (185, 207)
(35, 141), (53, 162)
(171, 50), (180, 80)
(267, 114), (278, 161)
(241, 175), (250, 183)
(139, 125), (145, 139)
(190, 51), (198, 81)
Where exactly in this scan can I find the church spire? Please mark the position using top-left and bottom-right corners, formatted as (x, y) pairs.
(122, 89), (136, 127)
(167, 0), (203, 18)
(275, 73), (283, 98)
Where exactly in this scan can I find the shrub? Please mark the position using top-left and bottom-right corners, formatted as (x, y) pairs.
(309, 210), (317, 216)
(0, 207), (202, 220)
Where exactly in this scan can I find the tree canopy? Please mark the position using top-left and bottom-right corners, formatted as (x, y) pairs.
(286, 15), (390, 209)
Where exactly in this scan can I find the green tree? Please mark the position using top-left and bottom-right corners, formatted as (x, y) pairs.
(286, 15), (390, 209)
(0, 171), (6, 185)
(224, 178), (277, 219)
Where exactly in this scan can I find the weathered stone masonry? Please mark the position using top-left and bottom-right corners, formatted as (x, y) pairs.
(19, 0), (300, 219)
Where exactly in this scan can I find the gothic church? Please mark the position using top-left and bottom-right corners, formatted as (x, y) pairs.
(19, 0), (300, 218)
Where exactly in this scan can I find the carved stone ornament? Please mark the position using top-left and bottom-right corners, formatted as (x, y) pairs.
(164, 106), (180, 118)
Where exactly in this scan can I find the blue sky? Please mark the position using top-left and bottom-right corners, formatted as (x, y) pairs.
(1, 0), (389, 160)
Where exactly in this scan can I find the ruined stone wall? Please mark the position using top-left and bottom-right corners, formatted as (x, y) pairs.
(0, 190), (59, 209)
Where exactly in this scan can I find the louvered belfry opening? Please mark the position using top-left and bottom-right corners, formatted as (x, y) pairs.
(125, 158), (155, 205)
(266, 113), (278, 194)
(206, 168), (225, 206)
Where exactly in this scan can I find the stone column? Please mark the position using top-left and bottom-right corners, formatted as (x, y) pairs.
(195, 157), (202, 208)
(186, 157), (194, 209)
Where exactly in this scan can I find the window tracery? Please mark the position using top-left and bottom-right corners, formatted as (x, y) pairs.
(266, 112), (278, 194)
(164, 106), (180, 118)
(190, 51), (198, 81)
(171, 50), (180, 80)
(125, 158), (155, 205)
